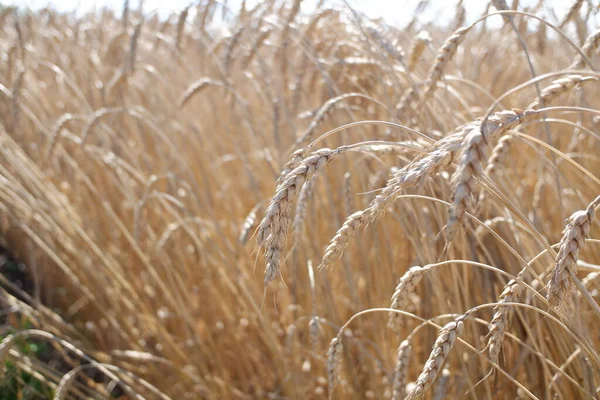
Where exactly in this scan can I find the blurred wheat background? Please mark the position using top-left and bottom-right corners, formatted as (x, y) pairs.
(0, 0), (600, 399)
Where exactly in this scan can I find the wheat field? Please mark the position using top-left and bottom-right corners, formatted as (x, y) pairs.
(0, 0), (600, 399)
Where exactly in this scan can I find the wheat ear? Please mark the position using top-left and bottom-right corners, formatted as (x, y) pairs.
(327, 334), (343, 399)
(422, 27), (470, 101)
(405, 315), (465, 400)
(488, 273), (523, 366)
(547, 196), (600, 307)
(388, 266), (429, 331)
(391, 339), (412, 400)
(258, 147), (348, 285)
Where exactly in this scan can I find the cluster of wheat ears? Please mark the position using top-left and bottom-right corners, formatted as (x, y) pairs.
(0, 0), (600, 398)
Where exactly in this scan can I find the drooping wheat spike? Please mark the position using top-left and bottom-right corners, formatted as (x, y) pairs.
(309, 316), (321, 352)
(570, 28), (600, 69)
(175, 5), (190, 52)
(408, 31), (431, 72)
(320, 109), (539, 270)
(318, 210), (367, 270)
(327, 334), (343, 399)
(547, 196), (600, 307)
(405, 315), (465, 400)
(0, 334), (15, 375)
(295, 93), (362, 146)
(445, 109), (539, 242)
(258, 147), (348, 285)
(536, 20), (547, 55)
(484, 134), (513, 177)
(491, 0), (512, 24)
(126, 21), (142, 75)
(343, 172), (354, 215)
(558, 0), (584, 29)
(239, 202), (262, 245)
(388, 266), (429, 331)
(179, 78), (224, 108)
(276, 148), (309, 188)
(243, 27), (273, 67)
(55, 366), (83, 399)
(391, 339), (412, 400)
(292, 179), (315, 241)
(45, 113), (78, 161)
(527, 75), (597, 109)
(453, 1), (466, 30)
(422, 26), (470, 101)
(320, 133), (460, 270)
(488, 273), (523, 366)
(396, 86), (420, 118)
(445, 125), (486, 241)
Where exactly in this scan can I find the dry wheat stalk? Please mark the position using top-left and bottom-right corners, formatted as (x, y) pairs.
(391, 339), (412, 400)
(547, 196), (600, 307)
(488, 273), (523, 366)
(405, 315), (465, 400)
(388, 266), (429, 331)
